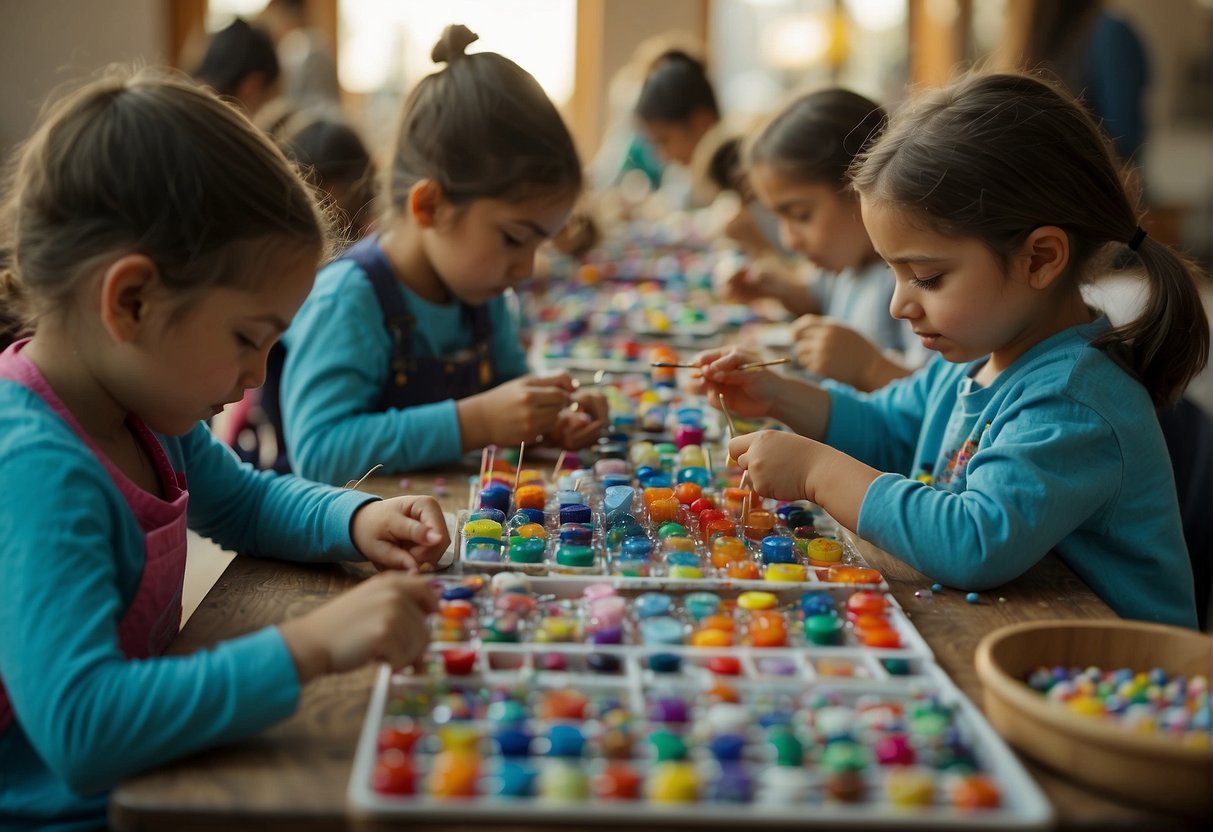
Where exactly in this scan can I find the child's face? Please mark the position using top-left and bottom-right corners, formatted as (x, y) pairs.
(123, 247), (318, 436)
(641, 115), (711, 166)
(425, 191), (576, 305)
(749, 164), (874, 273)
(860, 199), (1042, 366)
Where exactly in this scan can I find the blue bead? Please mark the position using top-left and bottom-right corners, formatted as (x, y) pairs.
(648, 653), (682, 673)
(965, 592), (980, 604)
(621, 537), (653, 558)
(761, 536), (796, 564)
(547, 724), (585, 757)
(635, 592), (674, 618)
(469, 508), (506, 524)
(667, 551), (700, 568)
(708, 734), (747, 762)
(513, 507), (545, 525)
(931, 583), (943, 592)
(799, 591), (834, 617)
(495, 727), (533, 757)
(497, 761), (537, 796)
(441, 585), (476, 602)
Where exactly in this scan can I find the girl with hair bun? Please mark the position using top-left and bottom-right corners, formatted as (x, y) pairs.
(277, 25), (606, 483)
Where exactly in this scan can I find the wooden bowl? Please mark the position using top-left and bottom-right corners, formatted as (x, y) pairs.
(975, 620), (1212, 817)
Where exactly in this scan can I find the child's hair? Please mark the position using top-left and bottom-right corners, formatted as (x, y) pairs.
(851, 72), (1209, 406)
(634, 50), (719, 124)
(275, 109), (376, 241)
(747, 88), (887, 191)
(192, 18), (280, 98)
(384, 24), (581, 215)
(0, 67), (329, 340)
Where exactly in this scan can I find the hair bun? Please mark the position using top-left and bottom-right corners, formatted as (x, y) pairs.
(431, 24), (479, 64)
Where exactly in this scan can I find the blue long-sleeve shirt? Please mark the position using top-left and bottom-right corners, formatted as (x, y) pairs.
(825, 317), (1196, 628)
(281, 258), (529, 484)
(0, 382), (376, 831)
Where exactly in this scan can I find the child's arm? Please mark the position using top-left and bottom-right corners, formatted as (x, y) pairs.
(717, 256), (818, 317)
(790, 314), (913, 391)
(182, 425), (448, 569)
(282, 281), (484, 482)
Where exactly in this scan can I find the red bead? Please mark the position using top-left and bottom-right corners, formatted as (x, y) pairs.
(442, 648), (477, 675)
(372, 748), (415, 795)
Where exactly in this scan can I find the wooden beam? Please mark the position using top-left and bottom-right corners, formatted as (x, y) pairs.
(908, 0), (972, 87)
(571, 0), (606, 161)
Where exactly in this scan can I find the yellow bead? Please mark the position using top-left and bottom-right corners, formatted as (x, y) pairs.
(738, 591), (778, 611)
(808, 538), (843, 563)
(649, 762), (698, 802)
(765, 563), (808, 583)
(462, 519), (502, 540)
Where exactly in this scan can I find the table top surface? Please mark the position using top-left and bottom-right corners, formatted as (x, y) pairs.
(109, 470), (1210, 831)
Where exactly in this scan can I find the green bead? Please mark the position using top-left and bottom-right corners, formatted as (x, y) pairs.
(820, 740), (866, 773)
(650, 729), (688, 761)
(768, 728), (803, 766)
(658, 522), (689, 539)
(556, 545), (595, 568)
(509, 537), (545, 563)
(804, 613), (843, 645)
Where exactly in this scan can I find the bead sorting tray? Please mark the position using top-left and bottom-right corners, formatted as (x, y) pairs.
(349, 640), (1052, 828)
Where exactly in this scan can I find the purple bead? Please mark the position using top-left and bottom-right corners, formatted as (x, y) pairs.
(648, 697), (689, 723)
(589, 625), (624, 645)
(757, 657), (797, 676)
(479, 484), (511, 513)
(559, 504), (592, 524)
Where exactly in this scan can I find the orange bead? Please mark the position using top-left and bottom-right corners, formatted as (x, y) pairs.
(950, 774), (1002, 809)
(860, 627), (902, 649)
(704, 683), (740, 704)
(514, 484), (546, 510)
(648, 497), (680, 524)
(846, 590), (887, 617)
(515, 523), (547, 539)
(824, 565), (883, 584)
(726, 560), (761, 580)
(642, 487), (675, 509)
(690, 628), (733, 647)
(673, 482), (702, 505)
(440, 600), (474, 620)
(701, 518), (737, 543)
(700, 614), (736, 632)
(722, 487), (759, 518)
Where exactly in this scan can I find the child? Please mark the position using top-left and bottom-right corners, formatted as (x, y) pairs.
(719, 89), (927, 391)
(191, 17), (281, 116)
(698, 73), (1208, 629)
(0, 69), (450, 829)
(278, 25), (606, 484)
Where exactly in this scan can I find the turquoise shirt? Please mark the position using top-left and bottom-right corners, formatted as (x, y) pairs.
(0, 382), (375, 831)
(826, 317), (1196, 628)
(281, 258), (529, 484)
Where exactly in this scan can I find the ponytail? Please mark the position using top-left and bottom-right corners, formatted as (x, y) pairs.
(1093, 232), (1210, 406)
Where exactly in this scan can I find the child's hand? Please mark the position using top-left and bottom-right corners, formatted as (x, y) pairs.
(549, 388), (608, 449)
(731, 430), (881, 531)
(351, 496), (450, 572)
(689, 348), (782, 419)
(729, 430), (816, 501)
(459, 374), (574, 447)
(791, 315), (883, 389)
(278, 572), (438, 682)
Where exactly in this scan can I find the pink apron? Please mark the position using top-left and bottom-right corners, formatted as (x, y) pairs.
(0, 340), (189, 733)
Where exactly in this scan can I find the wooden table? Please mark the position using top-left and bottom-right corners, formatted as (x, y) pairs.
(110, 469), (1209, 831)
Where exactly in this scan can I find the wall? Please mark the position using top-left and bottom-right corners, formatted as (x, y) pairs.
(0, 0), (165, 155)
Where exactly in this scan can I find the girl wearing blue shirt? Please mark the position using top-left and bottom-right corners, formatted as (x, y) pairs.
(698, 74), (1208, 628)
(720, 89), (928, 391)
(279, 25), (606, 484)
(0, 70), (449, 830)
